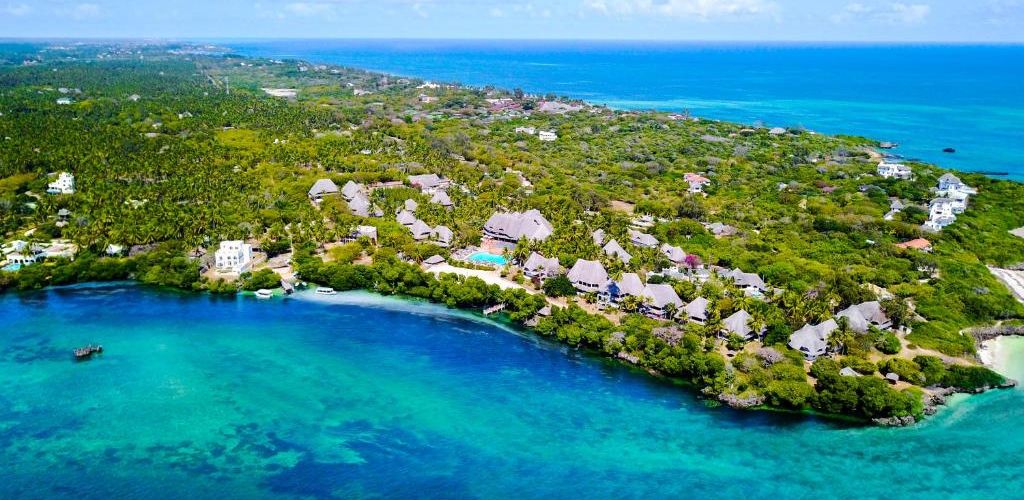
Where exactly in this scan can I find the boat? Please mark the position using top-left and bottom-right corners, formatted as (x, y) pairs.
(943, 147), (956, 153)
(73, 345), (103, 360)
(315, 287), (336, 296)
(879, 141), (898, 149)
(255, 289), (273, 299)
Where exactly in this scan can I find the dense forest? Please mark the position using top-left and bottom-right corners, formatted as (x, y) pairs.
(2, 42), (1023, 424)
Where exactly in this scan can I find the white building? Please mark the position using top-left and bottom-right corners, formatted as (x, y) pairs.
(538, 130), (558, 142)
(214, 240), (253, 273)
(47, 172), (75, 195)
(876, 161), (912, 180)
(924, 198), (957, 231)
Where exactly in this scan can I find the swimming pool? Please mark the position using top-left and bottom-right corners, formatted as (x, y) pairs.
(467, 251), (508, 266)
(1, 263), (22, 272)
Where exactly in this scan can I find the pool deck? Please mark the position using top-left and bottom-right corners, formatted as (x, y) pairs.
(426, 264), (524, 291)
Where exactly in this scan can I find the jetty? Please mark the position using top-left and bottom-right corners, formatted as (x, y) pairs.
(281, 280), (295, 294)
(483, 303), (506, 316)
(74, 345), (103, 360)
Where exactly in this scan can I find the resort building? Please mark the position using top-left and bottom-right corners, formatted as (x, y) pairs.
(430, 190), (453, 208)
(432, 226), (454, 247)
(789, 319), (839, 360)
(341, 180), (365, 201)
(515, 126), (536, 135)
(876, 161), (912, 179)
(403, 199), (419, 213)
(522, 252), (561, 279)
(684, 172), (711, 194)
(641, 284), (684, 319)
(408, 173), (449, 193)
(214, 240), (253, 274)
(409, 220), (433, 241)
(660, 244), (687, 266)
(707, 222), (738, 238)
(836, 301), (891, 333)
(567, 259), (609, 294)
(308, 179), (339, 202)
(683, 297), (710, 324)
(603, 239), (632, 265)
(397, 210), (417, 226)
(722, 310), (763, 341)
(47, 172), (75, 195)
(610, 273), (644, 302)
(538, 130), (558, 142)
(724, 268), (768, 296)
(628, 229), (659, 249)
(353, 225), (378, 243)
(483, 209), (554, 245)
(592, 229), (606, 246)
(347, 192), (376, 217)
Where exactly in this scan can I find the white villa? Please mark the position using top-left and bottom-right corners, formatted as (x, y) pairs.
(924, 198), (957, 231)
(214, 240), (253, 274)
(876, 161), (912, 179)
(538, 130), (558, 142)
(47, 172), (75, 195)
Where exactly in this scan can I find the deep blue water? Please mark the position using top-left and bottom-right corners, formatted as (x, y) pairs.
(225, 40), (1024, 180)
(3, 283), (1024, 498)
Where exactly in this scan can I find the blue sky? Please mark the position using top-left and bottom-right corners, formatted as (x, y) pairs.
(1, 0), (1021, 41)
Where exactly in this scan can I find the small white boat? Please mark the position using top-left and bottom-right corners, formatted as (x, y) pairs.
(255, 289), (274, 299)
(315, 287), (336, 296)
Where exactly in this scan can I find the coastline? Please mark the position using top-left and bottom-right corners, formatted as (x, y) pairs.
(224, 40), (1024, 182)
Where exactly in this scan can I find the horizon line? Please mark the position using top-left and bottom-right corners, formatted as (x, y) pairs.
(2, 37), (1023, 46)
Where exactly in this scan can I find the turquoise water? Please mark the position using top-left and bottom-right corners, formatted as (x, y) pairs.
(2, 283), (1024, 498)
(1, 263), (21, 272)
(467, 251), (508, 266)
(227, 40), (1024, 181)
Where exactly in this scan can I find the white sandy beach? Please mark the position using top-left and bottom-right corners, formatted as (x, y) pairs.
(989, 266), (1024, 303)
(979, 336), (1024, 383)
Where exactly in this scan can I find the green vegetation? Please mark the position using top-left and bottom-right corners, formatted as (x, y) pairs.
(1, 41), (1022, 424)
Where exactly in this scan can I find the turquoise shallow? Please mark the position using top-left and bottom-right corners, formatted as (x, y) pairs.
(2, 283), (1024, 499)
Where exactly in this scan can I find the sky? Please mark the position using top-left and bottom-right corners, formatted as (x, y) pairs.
(0, 0), (1022, 42)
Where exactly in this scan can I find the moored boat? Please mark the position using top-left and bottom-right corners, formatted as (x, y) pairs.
(73, 345), (103, 360)
(255, 289), (274, 299)
(315, 287), (336, 296)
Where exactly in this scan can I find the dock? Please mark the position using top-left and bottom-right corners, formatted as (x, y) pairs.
(483, 303), (506, 316)
(281, 280), (295, 294)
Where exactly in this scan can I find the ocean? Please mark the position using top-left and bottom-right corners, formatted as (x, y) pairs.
(2, 283), (1023, 498)
(226, 40), (1024, 181)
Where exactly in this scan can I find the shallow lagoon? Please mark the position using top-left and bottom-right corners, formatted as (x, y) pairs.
(2, 283), (1022, 499)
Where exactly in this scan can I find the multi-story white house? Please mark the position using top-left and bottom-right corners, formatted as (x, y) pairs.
(538, 130), (558, 142)
(924, 198), (957, 231)
(47, 172), (75, 195)
(876, 161), (912, 179)
(214, 240), (253, 273)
